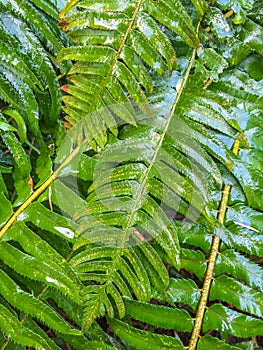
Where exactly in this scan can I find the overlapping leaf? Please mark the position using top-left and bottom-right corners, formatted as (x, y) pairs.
(0, 1), (64, 129)
(57, 0), (200, 147)
(0, 0), (68, 207)
(0, 0), (263, 348)
(55, 97), (222, 331)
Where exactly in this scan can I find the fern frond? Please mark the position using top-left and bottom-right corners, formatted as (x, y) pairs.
(0, 303), (58, 350)
(1, 220), (80, 297)
(0, 199), (118, 349)
(109, 318), (184, 349)
(0, 0), (67, 210)
(102, 13), (263, 346)
(198, 334), (242, 349)
(0, 115), (31, 208)
(154, 277), (201, 311)
(50, 41), (216, 331)
(124, 297), (193, 331)
(0, 269), (80, 335)
(65, 106), (218, 329)
(0, 0), (262, 348)
(57, 0), (200, 145)
(0, 3), (64, 128)
(204, 304), (263, 338)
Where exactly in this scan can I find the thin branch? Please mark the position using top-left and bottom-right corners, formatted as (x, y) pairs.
(0, 143), (82, 240)
(188, 139), (240, 350)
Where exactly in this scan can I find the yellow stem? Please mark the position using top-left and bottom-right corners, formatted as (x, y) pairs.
(224, 9), (234, 19)
(188, 139), (240, 350)
(0, 144), (81, 240)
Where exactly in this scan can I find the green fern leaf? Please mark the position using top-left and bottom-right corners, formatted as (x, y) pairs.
(0, 269), (81, 336)
(0, 117), (31, 206)
(124, 297), (193, 331)
(210, 275), (263, 318)
(154, 278), (201, 311)
(215, 223), (263, 256)
(0, 7), (62, 128)
(238, 18), (263, 54)
(205, 7), (233, 40)
(216, 249), (263, 292)
(3, 0), (63, 52)
(23, 202), (77, 242)
(0, 304), (55, 349)
(1, 0), (263, 348)
(23, 318), (61, 350)
(197, 334), (241, 350)
(109, 318), (184, 349)
(134, 241), (170, 293)
(30, 0), (61, 20)
(203, 304), (263, 338)
(57, 0), (200, 142)
(65, 108), (216, 329)
(0, 225), (81, 300)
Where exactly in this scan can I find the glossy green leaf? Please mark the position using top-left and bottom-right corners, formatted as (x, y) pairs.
(156, 278), (201, 311)
(177, 223), (213, 254)
(109, 318), (184, 350)
(191, 0), (207, 15)
(24, 202), (77, 241)
(0, 304), (54, 349)
(178, 249), (206, 280)
(210, 275), (263, 318)
(216, 249), (263, 292)
(124, 297), (193, 332)
(226, 203), (263, 233)
(3, 109), (27, 143)
(0, 269), (80, 336)
(0, 9), (62, 127)
(0, 131), (31, 206)
(203, 304), (263, 337)
(198, 334), (241, 350)
(205, 7), (233, 40)
(240, 55), (263, 81)
(238, 18), (263, 55)
(30, 0), (60, 20)
(1, 0), (263, 348)
(3, 0), (62, 52)
(0, 192), (13, 224)
(215, 224), (263, 257)
(0, 238), (80, 301)
(57, 0), (201, 146)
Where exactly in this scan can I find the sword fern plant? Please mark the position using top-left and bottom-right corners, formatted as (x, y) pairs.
(0, 0), (262, 349)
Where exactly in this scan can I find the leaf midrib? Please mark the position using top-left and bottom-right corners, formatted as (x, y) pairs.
(91, 46), (200, 324)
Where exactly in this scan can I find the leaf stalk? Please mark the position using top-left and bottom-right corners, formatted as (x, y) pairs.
(0, 144), (82, 240)
(188, 139), (240, 349)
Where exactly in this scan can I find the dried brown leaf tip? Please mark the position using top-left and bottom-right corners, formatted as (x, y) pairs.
(58, 18), (69, 30)
(60, 84), (70, 92)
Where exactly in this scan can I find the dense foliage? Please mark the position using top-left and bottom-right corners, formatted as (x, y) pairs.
(0, 0), (262, 349)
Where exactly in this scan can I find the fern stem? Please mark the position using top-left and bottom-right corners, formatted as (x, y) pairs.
(123, 45), (199, 252)
(83, 10), (204, 334)
(81, 44), (201, 333)
(0, 144), (82, 240)
(188, 139), (240, 350)
(0, 340), (8, 350)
